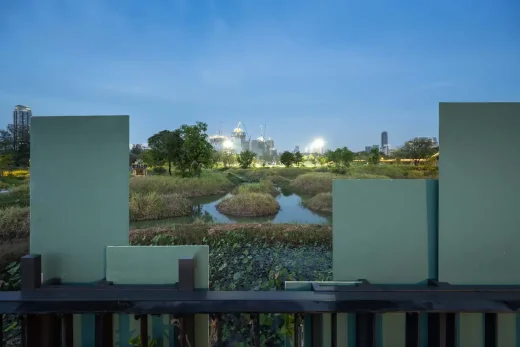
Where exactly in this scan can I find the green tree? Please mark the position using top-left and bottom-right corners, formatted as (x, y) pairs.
(0, 153), (15, 174)
(368, 147), (381, 165)
(279, 151), (295, 167)
(0, 129), (13, 153)
(223, 152), (236, 167)
(147, 130), (182, 175)
(325, 147), (355, 167)
(178, 122), (214, 176)
(237, 150), (256, 169)
(294, 151), (303, 167)
(308, 154), (318, 167)
(392, 138), (438, 159)
(140, 148), (166, 168)
(130, 144), (144, 155)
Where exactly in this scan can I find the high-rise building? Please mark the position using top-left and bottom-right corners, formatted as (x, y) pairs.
(381, 131), (388, 149)
(13, 105), (32, 150)
(293, 146), (300, 153)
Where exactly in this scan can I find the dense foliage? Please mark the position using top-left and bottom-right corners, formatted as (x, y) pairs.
(279, 151), (295, 167)
(146, 122), (214, 177)
(236, 150), (256, 169)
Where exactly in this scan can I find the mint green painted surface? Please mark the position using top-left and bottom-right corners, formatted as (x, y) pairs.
(439, 103), (520, 284)
(438, 103), (520, 346)
(332, 179), (437, 347)
(30, 116), (130, 283)
(106, 246), (210, 347)
(332, 179), (437, 283)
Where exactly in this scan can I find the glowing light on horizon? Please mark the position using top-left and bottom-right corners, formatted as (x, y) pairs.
(223, 140), (233, 149)
(310, 138), (325, 153)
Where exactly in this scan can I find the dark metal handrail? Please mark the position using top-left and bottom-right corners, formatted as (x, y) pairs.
(1, 254), (517, 347)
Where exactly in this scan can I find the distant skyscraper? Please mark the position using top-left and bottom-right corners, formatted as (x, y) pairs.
(381, 131), (388, 149)
(293, 146), (300, 153)
(13, 105), (32, 150)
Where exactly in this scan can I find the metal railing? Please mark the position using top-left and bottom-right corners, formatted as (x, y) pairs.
(1, 254), (520, 347)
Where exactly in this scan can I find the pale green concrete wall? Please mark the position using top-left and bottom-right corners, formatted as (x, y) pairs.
(332, 179), (437, 283)
(106, 246), (210, 347)
(30, 116), (130, 283)
(439, 102), (520, 347)
(332, 179), (437, 347)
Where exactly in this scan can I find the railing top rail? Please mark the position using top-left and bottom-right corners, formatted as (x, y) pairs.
(2, 283), (520, 314)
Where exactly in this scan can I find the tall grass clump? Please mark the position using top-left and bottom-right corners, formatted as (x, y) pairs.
(234, 180), (279, 196)
(290, 172), (338, 195)
(303, 192), (332, 213)
(216, 192), (280, 217)
(129, 192), (192, 221)
(266, 175), (290, 186)
(0, 183), (30, 208)
(0, 206), (30, 241)
(129, 171), (235, 197)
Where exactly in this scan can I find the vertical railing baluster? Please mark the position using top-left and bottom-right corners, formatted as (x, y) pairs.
(62, 314), (73, 347)
(427, 313), (440, 347)
(429, 313), (456, 347)
(405, 312), (420, 347)
(94, 313), (113, 347)
(252, 314), (261, 347)
(293, 313), (302, 347)
(41, 314), (61, 347)
(310, 314), (323, 347)
(178, 258), (196, 347)
(139, 315), (149, 347)
(356, 313), (375, 347)
(0, 314), (4, 347)
(0, 314), (3, 347)
(20, 254), (42, 347)
(216, 314), (223, 346)
(330, 313), (337, 347)
(484, 313), (497, 347)
(445, 313), (456, 347)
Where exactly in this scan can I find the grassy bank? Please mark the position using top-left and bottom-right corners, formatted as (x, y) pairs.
(230, 164), (438, 182)
(233, 179), (279, 196)
(290, 172), (338, 195)
(303, 192), (333, 213)
(216, 192), (280, 217)
(129, 192), (192, 221)
(0, 183), (29, 208)
(129, 171), (235, 197)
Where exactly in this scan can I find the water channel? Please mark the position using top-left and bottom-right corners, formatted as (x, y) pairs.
(130, 189), (332, 229)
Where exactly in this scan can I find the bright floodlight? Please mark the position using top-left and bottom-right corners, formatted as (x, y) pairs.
(223, 140), (233, 149)
(312, 138), (325, 149)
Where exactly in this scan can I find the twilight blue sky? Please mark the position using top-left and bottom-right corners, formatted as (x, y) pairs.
(1, 0), (519, 151)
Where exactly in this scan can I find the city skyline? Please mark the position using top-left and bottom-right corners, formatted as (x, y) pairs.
(1, 0), (518, 151)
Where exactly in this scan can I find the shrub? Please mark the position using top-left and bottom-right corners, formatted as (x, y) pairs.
(129, 171), (235, 197)
(303, 192), (332, 213)
(290, 172), (338, 195)
(152, 166), (167, 175)
(216, 192), (280, 217)
(129, 192), (192, 221)
(0, 182), (9, 190)
(233, 180), (279, 196)
(266, 175), (290, 185)
(0, 206), (30, 241)
(0, 184), (30, 208)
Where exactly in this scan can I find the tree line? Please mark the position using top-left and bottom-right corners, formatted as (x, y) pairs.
(0, 124), (30, 171)
(130, 122), (439, 177)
